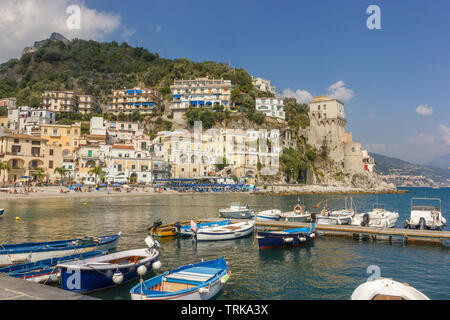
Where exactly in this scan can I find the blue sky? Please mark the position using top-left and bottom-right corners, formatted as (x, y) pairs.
(3, 0), (449, 164)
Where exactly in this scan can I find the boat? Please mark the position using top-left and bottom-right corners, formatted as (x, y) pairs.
(129, 257), (230, 300)
(0, 250), (107, 283)
(351, 203), (399, 228)
(316, 198), (354, 225)
(148, 219), (183, 237)
(256, 209), (282, 221)
(57, 236), (161, 293)
(194, 220), (254, 241)
(351, 278), (430, 300)
(404, 198), (446, 230)
(0, 233), (121, 267)
(257, 226), (316, 249)
(178, 220), (232, 237)
(0, 208), (4, 216)
(279, 200), (311, 222)
(218, 202), (253, 219)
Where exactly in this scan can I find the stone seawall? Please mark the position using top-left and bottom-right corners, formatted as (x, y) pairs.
(253, 184), (405, 195)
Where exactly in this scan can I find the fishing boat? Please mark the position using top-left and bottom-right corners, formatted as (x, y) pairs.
(178, 220), (232, 237)
(316, 198), (354, 225)
(257, 226), (316, 249)
(351, 203), (399, 228)
(194, 220), (254, 241)
(279, 204), (311, 222)
(0, 233), (121, 267)
(404, 198), (446, 230)
(219, 202), (253, 219)
(256, 209), (282, 221)
(148, 219), (183, 237)
(351, 278), (430, 300)
(0, 250), (107, 283)
(0, 208), (4, 216)
(129, 257), (230, 300)
(57, 236), (161, 293)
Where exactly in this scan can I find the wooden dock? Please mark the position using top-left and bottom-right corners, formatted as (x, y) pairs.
(202, 217), (450, 245)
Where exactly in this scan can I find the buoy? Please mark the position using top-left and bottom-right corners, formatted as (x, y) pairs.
(152, 260), (162, 270)
(15, 217), (21, 221)
(112, 271), (124, 284)
(84, 202), (87, 206)
(137, 265), (147, 276)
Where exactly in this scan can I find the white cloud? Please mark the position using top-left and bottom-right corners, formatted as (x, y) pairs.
(282, 88), (313, 103)
(327, 80), (354, 102)
(410, 133), (437, 144)
(0, 0), (122, 62)
(437, 125), (450, 145)
(415, 104), (434, 116)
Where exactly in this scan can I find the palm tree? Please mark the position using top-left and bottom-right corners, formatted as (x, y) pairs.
(0, 161), (9, 185)
(54, 167), (69, 186)
(88, 166), (105, 184)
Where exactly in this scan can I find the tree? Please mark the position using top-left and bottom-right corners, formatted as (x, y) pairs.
(54, 167), (69, 186)
(88, 166), (105, 183)
(0, 161), (10, 185)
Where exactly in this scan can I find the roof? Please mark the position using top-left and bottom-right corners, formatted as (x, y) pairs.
(310, 95), (344, 105)
(111, 145), (135, 150)
(4, 133), (47, 141)
(83, 134), (107, 140)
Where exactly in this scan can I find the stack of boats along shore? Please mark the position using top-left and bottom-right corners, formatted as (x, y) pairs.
(0, 197), (445, 300)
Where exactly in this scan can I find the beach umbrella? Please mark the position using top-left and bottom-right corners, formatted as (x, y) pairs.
(22, 176), (32, 179)
(112, 183), (120, 187)
(99, 184), (107, 187)
(75, 183), (83, 187)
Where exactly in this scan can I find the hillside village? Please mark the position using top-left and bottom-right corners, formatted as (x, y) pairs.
(0, 34), (395, 192)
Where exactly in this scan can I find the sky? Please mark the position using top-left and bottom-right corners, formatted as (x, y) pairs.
(0, 0), (449, 164)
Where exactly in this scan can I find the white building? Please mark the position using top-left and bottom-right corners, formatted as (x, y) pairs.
(252, 77), (275, 94)
(170, 78), (232, 113)
(255, 97), (285, 120)
(90, 117), (107, 136)
(7, 106), (55, 134)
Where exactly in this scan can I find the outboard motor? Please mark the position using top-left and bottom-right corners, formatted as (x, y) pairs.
(153, 219), (162, 229)
(310, 213), (317, 223)
(361, 213), (370, 227)
(174, 221), (182, 233)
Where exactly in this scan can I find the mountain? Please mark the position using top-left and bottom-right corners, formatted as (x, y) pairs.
(426, 153), (450, 170)
(370, 153), (450, 185)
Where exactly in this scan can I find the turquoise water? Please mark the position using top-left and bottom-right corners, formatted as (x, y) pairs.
(0, 187), (449, 300)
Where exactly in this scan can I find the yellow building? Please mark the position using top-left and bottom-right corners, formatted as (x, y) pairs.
(0, 133), (62, 182)
(40, 123), (81, 156)
(0, 116), (8, 128)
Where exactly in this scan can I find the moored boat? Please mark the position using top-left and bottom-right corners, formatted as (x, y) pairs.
(195, 220), (254, 241)
(148, 219), (182, 237)
(256, 209), (282, 221)
(404, 198), (446, 230)
(219, 202), (253, 219)
(178, 219), (232, 237)
(257, 226), (316, 249)
(316, 198), (354, 225)
(351, 203), (399, 228)
(279, 203), (311, 222)
(0, 233), (121, 267)
(57, 236), (161, 293)
(0, 250), (107, 283)
(0, 208), (4, 216)
(129, 257), (230, 300)
(351, 278), (430, 300)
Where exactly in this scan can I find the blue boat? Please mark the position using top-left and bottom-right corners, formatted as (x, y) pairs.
(129, 257), (230, 300)
(178, 220), (232, 237)
(0, 233), (121, 267)
(0, 209), (4, 216)
(257, 226), (316, 249)
(0, 250), (107, 283)
(57, 236), (161, 293)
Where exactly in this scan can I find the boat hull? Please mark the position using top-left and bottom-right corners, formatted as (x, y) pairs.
(317, 215), (352, 225)
(256, 210), (281, 221)
(257, 229), (315, 249)
(0, 234), (120, 267)
(219, 210), (252, 219)
(280, 212), (311, 223)
(196, 222), (254, 241)
(58, 248), (159, 293)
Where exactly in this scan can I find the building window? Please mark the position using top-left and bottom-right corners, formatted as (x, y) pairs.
(49, 160), (53, 169)
(14, 139), (19, 144)
(49, 149), (54, 156)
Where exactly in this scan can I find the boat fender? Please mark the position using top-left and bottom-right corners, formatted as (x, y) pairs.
(294, 205), (303, 214)
(298, 237), (306, 242)
(112, 271), (124, 284)
(152, 260), (162, 270)
(283, 237), (294, 243)
(137, 265), (147, 276)
(221, 274), (230, 284)
(309, 233), (316, 238)
(199, 286), (210, 293)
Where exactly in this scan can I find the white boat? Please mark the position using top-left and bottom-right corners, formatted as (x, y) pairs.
(0, 208), (4, 216)
(218, 202), (253, 219)
(256, 209), (282, 221)
(351, 278), (430, 300)
(195, 220), (254, 241)
(351, 203), (399, 228)
(317, 198), (354, 225)
(404, 198), (446, 230)
(279, 204), (311, 222)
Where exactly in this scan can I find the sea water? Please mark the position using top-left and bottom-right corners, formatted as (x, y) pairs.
(0, 187), (448, 300)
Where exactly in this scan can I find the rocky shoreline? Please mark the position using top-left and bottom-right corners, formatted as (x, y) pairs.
(252, 184), (406, 195)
